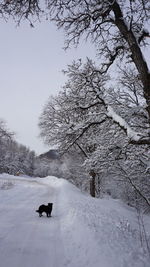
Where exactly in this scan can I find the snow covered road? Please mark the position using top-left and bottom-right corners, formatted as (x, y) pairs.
(0, 177), (68, 267)
(0, 174), (149, 267)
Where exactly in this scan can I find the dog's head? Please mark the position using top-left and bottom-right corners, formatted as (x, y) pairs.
(48, 203), (53, 207)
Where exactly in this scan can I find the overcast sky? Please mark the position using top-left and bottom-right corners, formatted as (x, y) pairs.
(0, 19), (96, 155)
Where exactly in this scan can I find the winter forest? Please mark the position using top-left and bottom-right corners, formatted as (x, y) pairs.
(0, 0), (150, 214)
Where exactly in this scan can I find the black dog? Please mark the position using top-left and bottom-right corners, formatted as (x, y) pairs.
(36, 203), (53, 217)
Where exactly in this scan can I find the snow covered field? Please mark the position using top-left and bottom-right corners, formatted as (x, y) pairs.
(0, 174), (149, 267)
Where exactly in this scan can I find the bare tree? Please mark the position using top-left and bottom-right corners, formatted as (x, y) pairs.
(0, 119), (14, 140)
(0, 0), (41, 25)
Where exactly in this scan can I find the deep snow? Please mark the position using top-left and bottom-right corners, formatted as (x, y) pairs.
(0, 174), (149, 267)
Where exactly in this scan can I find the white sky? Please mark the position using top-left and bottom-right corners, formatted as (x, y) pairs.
(0, 20), (96, 155)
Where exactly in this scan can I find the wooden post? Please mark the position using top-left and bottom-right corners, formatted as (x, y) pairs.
(89, 170), (96, 197)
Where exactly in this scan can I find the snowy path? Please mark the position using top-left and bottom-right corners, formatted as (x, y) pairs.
(0, 174), (149, 267)
(0, 178), (66, 267)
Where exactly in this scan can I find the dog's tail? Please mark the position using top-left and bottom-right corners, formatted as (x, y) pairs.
(36, 210), (39, 213)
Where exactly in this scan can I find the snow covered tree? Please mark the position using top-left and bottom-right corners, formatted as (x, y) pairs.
(39, 59), (149, 149)
(49, 0), (150, 121)
(0, 119), (14, 173)
(39, 59), (150, 209)
(0, 118), (36, 176)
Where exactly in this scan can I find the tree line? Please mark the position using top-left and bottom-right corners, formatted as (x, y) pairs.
(0, 118), (83, 182)
(0, 119), (35, 176)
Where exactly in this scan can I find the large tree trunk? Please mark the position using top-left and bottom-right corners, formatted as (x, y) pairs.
(112, 1), (150, 121)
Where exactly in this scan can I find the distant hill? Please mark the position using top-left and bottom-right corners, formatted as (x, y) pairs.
(39, 149), (60, 160)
